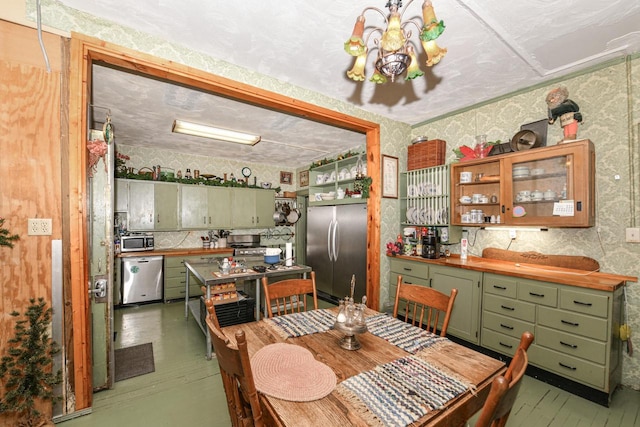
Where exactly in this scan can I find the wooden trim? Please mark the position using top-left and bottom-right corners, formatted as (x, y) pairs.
(68, 33), (381, 408)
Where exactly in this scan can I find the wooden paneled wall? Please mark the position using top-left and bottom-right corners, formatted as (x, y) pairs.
(0, 20), (64, 423)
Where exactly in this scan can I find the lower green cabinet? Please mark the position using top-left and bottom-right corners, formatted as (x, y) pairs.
(481, 272), (623, 399)
(163, 254), (231, 302)
(388, 259), (481, 344)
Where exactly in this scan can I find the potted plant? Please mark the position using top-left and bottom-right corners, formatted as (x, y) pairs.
(0, 298), (62, 427)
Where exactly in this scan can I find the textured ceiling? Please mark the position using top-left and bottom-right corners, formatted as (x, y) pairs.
(65, 0), (640, 167)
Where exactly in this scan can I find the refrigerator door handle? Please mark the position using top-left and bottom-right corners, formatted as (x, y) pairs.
(332, 219), (339, 262)
(327, 219), (335, 261)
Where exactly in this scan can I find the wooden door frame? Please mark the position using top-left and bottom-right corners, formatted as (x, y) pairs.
(68, 33), (381, 409)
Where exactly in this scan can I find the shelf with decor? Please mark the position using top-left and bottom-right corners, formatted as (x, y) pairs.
(309, 156), (368, 205)
(450, 139), (594, 228)
(400, 164), (460, 244)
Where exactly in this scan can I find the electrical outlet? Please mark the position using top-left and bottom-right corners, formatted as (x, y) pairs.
(509, 229), (517, 239)
(625, 227), (640, 243)
(27, 218), (52, 236)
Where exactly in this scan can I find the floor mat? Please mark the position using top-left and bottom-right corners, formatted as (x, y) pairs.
(114, 342), (155, 382)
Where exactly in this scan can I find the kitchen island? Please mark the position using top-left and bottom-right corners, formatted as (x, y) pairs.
(184, 260), (312, 359)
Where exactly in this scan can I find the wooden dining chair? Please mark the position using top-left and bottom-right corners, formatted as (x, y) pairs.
(261, 271), (318, 318)
(473, 347), (529, 427)
(205, 316), (264, 427)
(392, 275), (458, 336)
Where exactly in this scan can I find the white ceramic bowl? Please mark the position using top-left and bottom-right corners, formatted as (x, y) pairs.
(261, 182), (272, 189)
(320, 194), (336, 201)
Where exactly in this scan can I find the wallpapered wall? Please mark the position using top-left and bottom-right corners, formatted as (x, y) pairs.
(30, 1), (639, 388)
(409, 58), (640, 389)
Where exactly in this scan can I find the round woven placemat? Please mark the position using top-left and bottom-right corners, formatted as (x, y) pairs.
(250, 343), (336, 402)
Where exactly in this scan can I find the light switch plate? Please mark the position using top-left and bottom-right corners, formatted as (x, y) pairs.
(625, 227), (640, 243)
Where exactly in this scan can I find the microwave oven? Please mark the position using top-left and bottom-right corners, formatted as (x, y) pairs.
(120, 234), (154, 252)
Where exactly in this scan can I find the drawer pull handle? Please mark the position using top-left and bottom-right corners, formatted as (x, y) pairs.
(403, 268), (413, 272)
(500, 305), (515, 311)
(529, 292), (545, 297)
(560, 341), (578, 349)
(561, 319), (579, 327)
(559, 362), (577, 371)
(499, 342), (513, 349)
(573, 300), (592, 307)
(493, 285), (507, 290)
(500, 323), (514, 330)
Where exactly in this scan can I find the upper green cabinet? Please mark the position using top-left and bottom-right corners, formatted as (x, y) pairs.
(232, 188), (275, 228)
(117, 179), (273, 231)
(181, 186), (233, 229)
(127, 181), (179, 231)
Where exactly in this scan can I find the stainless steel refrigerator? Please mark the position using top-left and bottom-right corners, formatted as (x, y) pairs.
(306, 204), (367, 301)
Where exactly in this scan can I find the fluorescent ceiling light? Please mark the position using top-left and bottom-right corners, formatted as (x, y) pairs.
(172, 120), (261, 146)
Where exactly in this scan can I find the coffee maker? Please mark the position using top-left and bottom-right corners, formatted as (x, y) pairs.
(421, 227), (440, 259)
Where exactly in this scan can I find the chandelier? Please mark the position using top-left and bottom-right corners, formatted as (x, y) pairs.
(344, 0), (446, 83)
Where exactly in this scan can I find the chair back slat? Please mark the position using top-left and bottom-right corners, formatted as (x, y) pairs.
(205, 316), (264, 426)
(474, 331), (533, 427)
(393, 275), (458, 337)
(262, 271), (318, 318)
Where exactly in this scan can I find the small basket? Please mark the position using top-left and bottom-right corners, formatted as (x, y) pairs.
(408, 139), (446, 170)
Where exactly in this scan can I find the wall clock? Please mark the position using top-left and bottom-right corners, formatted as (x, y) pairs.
(242, 167), (252, 178)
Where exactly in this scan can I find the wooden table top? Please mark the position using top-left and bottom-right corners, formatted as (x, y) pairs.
(222, 311), (506, 426)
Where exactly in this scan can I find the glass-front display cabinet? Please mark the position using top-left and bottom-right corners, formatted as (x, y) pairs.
(451, 140), (595, 228)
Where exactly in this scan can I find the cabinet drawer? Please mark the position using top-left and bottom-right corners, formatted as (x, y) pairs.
(165, 275), (187, 290)
(481, 328), (522, 356)
(164, 285), (202, 301)
(538, 306), (607, 341)
(483, 294), (535, 322)
(518, 281), (557, 307)
(164, 266), (185, 280)
(528, 345), (605, 390)
(560, 288), (608, 318)
(164, 256), (186, 269)
(484, 274), (517, 298)
(536, 325), (605, 364)
(389, 272), (430, 306)
(389, 259), (429, 279)
(483, 311), (533, 339)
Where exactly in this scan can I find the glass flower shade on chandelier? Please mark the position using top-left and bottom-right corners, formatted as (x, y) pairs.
(344, 0), (446, 83)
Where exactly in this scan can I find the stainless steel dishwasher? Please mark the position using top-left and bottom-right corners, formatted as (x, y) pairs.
(121, 255), (163, 304)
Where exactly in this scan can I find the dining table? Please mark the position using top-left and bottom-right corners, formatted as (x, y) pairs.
(221, 308), (507, 427)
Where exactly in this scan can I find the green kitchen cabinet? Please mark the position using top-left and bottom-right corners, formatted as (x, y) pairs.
(164, 253), (232, 302)
(429, 264), (481, 344)
(481, 272), (623, 401)
(180, 186), (233, 229)
(128, 181), (179, 231)
(388, 258), (481, 344)
(115, 179), (128, 212)
(232, 188), (275, 228)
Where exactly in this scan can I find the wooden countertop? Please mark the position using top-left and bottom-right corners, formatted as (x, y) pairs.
(117, 247), (233, 258)
(390, 254), (637, 292)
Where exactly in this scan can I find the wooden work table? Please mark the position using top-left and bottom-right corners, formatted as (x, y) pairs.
(390, 254), (636, 291)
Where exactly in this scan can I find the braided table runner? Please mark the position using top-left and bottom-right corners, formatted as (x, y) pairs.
(365, 313), (447, 354)
(337, 355), (470, 427)
(265, 309), (336, 338)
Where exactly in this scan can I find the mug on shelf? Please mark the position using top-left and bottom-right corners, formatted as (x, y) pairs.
(460, 172), (472, 183)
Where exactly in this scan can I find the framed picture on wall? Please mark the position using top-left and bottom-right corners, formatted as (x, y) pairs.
(382, 154), (398, 198)
(299, 170), (309, 187)
(280, 171), (293, 184)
